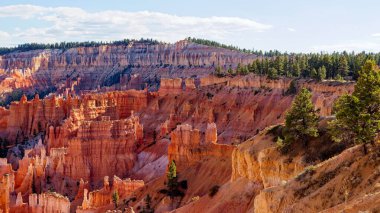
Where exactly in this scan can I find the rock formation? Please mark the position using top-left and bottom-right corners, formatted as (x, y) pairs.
(168, 123), (235, 171)
(78, 176), (144, 211)
(0, 40), (257, 97)
(158, 78), (183, 95)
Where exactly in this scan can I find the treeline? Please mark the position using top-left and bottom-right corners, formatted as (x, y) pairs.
(215, 53), (380, 81)
(186, 37), (255, 54)
(0, 38), (162, 55)
(188, 37), (380, 81)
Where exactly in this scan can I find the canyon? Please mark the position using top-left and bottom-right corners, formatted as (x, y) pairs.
(0, 42), (378, 213)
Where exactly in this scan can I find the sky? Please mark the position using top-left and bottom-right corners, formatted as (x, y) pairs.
(0, 0), (379, 53)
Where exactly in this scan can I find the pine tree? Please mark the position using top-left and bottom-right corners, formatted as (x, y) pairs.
(142, 194), (154, 213)
(282, 88), (319, 148)
(251, 61), (258, 73)
(317, 66), (327, 81)
(311, 68), (318, 79)
(338, 56), (349, 77)
(227, 67), (234, 75)
(112, 191), (119, 209)
(215, 65), (222, 76)
(292, 63), (301, 77)
(236, 63), (242, 75)
(268, 67), (278, 80)
(322, 54), (333, 78)
(275, 56), (284, 75)
(167, 160), (178, 198)
(329, 60), (380, 153)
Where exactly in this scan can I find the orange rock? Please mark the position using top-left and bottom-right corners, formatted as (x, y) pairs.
(205, 123), (217, 144)
(159, 78), (183, 96)
(0, 174), (13, 213)
(184, 78), (196, 91)
(78, 175), (144, 211)
(169, 124), (235, 171)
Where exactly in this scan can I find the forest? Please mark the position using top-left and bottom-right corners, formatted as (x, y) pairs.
(0, 38), (162, 55)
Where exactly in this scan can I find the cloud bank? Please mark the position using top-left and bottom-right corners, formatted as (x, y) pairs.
(0, 4), (272, 47)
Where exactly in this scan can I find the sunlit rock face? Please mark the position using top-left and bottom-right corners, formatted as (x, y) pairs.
(0, 40), (258, 95)
(77, 175), (144, 211)
(168, 123), (235, 171)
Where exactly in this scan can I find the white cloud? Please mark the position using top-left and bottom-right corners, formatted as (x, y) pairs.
(0, 31), (10, 38)
(0, 31), (10, 46)
(311, 41), (380, 52)
(287, 27), (296, 32)
(372, 33), (380, 37)
(0, 4), (273, 47)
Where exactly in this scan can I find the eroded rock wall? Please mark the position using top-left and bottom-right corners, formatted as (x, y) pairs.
(0, 41), (257, 94)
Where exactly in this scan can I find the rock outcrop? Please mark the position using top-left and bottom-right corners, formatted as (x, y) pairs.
(46, 109), (144, 182)
(159, 78), (183, 96)
(168, 123), (235, 171)
(27, 192), (70, 213)
(231, 129), (305, 187)
(78, 176), (144, 211)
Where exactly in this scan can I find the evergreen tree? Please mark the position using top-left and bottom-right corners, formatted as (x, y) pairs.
(338, 56), (349, 77)
(227, 67), (234, 75)
(281, 88), (319, 149)
(329, 60), (380, 153)
(267, 67), (278, 79)
(292, 63), (301, 77)
(251, 61), (258, 73)
(274, 56), (284, 75)
(167, 160), (178, 198)
(311, 68), (318, 79)
(142, 194), (154, 213)
(112, 191), (119, 209)
(335, 74), (344, 81)
(317, 66), (327, 81)
(263, 58), (270, 75)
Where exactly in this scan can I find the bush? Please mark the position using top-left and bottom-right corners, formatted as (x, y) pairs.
(208, 185), (220, 197)
(179, 180), (188, 190)
(285, 80), (297, 95)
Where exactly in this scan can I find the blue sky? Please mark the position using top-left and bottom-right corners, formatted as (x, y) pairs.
(0, 0), (379, 52)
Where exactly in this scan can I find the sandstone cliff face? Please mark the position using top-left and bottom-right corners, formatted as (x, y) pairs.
(78, 175), (143, 211)
(0, 174), (13, 213)
(0, 41), (257, 94)
(26, 192), (70, 213)
(231, 129), (304, 188)
(168, 124), (235, 171)
(5, 94), (69, 142)
(158, 78), (183, 96)
(47, 109), (143, 182)
(0, 107), (9, 135)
